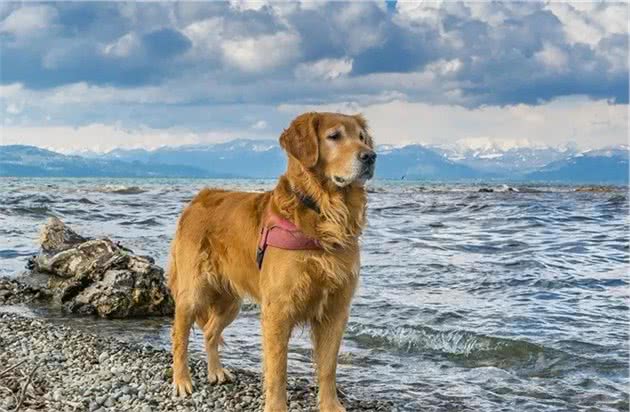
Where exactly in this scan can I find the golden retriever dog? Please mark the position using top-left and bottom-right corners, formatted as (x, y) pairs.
(167, 112), (376, 412)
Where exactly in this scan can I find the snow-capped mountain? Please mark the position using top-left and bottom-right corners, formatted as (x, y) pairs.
(525, 145), (629, 183)
(376, 144), (490, 180)
(0, 145), (214, 177)
(432, 143), (580, 175)
(578, 145), (630, 158)
(98, 139), (286, 178)
(1, 141), (627, 183)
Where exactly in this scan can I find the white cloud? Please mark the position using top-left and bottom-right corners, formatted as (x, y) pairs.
(1, 78), (262, 119)
(1, 123), (241, 153)
(333, 3), (386, 53)
(102, 33), (141, 58)
(544, 3), (628, 75)
(278, 96), (628, 150)
(6, 103), (22, 115)
(0, 83), (24, 99)
(467, 3), (508, 27)
(182, 17), (224, 60)
(545, 2), (628, 47)
(297, 1), (326, 12)
(593, 3), (629, 35)
(294, 58), (353, 81)
(395, 1), (469, 30)
(545, 3), (604, 47)
(425, 59), (463, 76)
(535, 43), (569, 72)
(395, 2), (443, 27)
(251, 120), (267, 130)
(116, 3), (175, 32)
(1, 2), (627, 154)
(229, 0), (269, 12)
(2, 96), (627, 153)
(0, 82), (182, 108)
(221, 31), (301, 72)
(0, 5), (57, 38)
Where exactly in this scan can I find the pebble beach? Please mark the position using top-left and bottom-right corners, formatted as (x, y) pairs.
(0, 304), (392, 412)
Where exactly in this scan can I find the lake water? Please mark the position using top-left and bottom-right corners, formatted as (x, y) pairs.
(0, 178), (628, 411)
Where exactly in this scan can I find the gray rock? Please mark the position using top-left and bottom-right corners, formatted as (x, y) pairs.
(98, 352), (108, 364)
(27, 217), (174, 318)
(39, 216), (88, 253)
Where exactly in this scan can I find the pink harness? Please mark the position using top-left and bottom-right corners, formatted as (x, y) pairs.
(256, 212), (322, 269)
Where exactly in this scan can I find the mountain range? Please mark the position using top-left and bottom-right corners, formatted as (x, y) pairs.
(1, 141), (628, 184)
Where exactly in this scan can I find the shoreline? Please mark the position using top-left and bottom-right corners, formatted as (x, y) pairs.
(0, 285), (393, 412)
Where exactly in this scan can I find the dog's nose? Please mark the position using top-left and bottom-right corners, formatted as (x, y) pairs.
(359, 150), (377, 165)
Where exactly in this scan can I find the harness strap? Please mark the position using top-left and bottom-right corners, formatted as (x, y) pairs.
(256, 212), (322, 269)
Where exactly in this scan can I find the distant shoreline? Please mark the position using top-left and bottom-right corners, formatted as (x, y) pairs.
(2, 143), (628, 184)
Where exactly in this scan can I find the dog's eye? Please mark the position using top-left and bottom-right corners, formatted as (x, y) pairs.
(359, 132), (365, 142)
(327, 131), (341, 141)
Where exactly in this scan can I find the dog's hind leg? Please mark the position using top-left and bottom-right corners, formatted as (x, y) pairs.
(198, 296), (240, 385)
(172, 300), (195, 397)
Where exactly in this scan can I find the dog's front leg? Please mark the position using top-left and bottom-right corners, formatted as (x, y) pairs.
(312, 304), (350, 412)
(262, 301), (292, 412)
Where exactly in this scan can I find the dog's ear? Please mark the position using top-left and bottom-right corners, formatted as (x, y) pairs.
(279, 112), (320, 168)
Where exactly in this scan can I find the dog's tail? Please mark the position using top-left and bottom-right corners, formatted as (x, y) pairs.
(166, 241), (178, 301)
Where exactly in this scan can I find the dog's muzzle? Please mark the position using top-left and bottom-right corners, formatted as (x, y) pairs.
(359, 150), (377, 166)
(359, 150), (376, 179)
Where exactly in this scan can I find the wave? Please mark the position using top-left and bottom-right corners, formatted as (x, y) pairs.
(344, 324), (625, 377)
(0, 206), (52, 217)
(346, 324), (539, 356)
(92, 185), (147, 195)
(2, 194), (53, 205)
(0, 249), (36, 259)
(120, 217), (161, 226)
(75, 197), (97, 204)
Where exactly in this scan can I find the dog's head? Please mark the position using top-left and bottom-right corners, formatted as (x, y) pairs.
(279, 112), (376, 187)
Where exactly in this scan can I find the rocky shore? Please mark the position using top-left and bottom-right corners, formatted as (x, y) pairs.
(0, 310), (392, 412)
(0, 218), (393, 411)
(0, 278), (51, 306)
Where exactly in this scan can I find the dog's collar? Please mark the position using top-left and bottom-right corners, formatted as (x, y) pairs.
(291, 187), (320, 214)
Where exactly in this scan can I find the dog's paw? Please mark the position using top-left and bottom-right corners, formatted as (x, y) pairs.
(208, 367), (234, 385)
(172, 375), (193, 397)
(320, 401), (346, 412)
(263, 402), (288, 412)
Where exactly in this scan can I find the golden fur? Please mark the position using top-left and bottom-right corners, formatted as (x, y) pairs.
(168, 112), (375, 412)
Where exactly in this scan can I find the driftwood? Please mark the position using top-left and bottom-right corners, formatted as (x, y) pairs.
(14, 363), (39, 411)
(0, 360), (44, 412)
(0, 361), (27, 379)
(26, 217), (173, 318)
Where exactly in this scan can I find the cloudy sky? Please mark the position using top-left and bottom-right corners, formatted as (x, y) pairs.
(0, 1), (628, 153)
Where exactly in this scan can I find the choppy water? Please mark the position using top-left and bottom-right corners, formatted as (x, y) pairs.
(0, 178), (628, 411)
